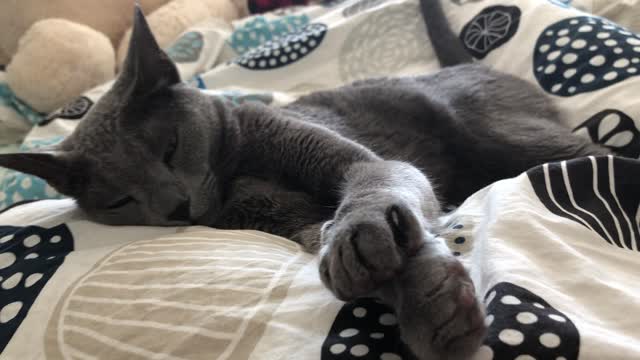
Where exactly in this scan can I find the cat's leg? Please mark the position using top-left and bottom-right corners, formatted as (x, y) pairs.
(431, 70), (613, 177)
(238, 107), (444, 298)
(217, 173), (485, 359)
(316, 160), (441, 300)
(375, 247), (486, 360)
(236, 106), (486, 358)
(316, 161), (486, 359)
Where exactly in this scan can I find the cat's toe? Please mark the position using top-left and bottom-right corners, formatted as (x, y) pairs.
(319, 203), (425, 301)
(397, 257), (486, 360)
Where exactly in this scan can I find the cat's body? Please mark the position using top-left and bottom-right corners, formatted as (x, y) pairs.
(284, 66), (571, 205)
(0, 0), (611, 358)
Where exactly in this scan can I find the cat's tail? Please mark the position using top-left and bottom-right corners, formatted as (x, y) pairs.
(419, 0), (472, 67)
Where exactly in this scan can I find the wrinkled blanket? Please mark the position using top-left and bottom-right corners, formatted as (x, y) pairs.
(1, 0), (640, 359)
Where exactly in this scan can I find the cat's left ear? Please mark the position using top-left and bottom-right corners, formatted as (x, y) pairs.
(117, 5), (180, 98)
(0, 152), (80, 194)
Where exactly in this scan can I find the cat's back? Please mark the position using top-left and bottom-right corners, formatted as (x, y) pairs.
(289, 64), (556, 125)
(282, 64), (561, 202)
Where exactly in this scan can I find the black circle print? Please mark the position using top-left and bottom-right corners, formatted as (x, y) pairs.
(322, 298), (413, 360)
(534, 16), (640, 96)
(481, 282), (580, 360)
(527, 156), (640, 251)
(233, 23), (327, 70)
(41, 96), (94, 126)
(574, 109), (640, 158)
(0, 224), (74, 352)
(460, 6), (521, 60)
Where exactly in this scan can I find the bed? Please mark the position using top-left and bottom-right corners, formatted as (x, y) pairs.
(1, 0), (640, 358)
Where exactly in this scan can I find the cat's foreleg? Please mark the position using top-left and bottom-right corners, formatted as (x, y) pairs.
(317, 160), (487, 359)
(236, 106), (486, 358)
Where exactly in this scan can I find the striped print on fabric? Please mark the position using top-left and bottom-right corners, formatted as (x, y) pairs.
(527, 155), (640, 251)
(43, 229), (309, 360)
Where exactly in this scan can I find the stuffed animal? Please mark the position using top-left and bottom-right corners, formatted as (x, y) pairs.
(0, 0), (244, 114)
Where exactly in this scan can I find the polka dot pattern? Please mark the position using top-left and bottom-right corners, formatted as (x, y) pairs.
(0, 301), (22, 324)
(321, 298), (409, 360)
(229, 15), (310, 55)
(447, 222), (471, 257)
(534, 16), (640, 96)
(573, 109), (640, 158)
(0, 224), (74, 352)
(481, 282), (579, 360)
(460, 5), (522, 59)
(234, 23), (327, 70)
(166, 32), (204, 63)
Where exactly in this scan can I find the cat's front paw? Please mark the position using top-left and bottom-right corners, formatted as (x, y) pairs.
(318, 201), (425, 301)
(395, 254), (486, 360)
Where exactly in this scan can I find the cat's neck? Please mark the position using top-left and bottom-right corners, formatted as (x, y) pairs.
(207, 96), (244, 186)
(231, 102), (286, 179)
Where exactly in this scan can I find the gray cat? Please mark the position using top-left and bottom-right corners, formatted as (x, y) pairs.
(0, 0), (610, 358)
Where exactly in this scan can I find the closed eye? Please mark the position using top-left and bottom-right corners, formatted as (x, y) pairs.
(106, 196), (135, 209)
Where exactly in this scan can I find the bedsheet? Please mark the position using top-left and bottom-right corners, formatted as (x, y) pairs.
(1, 155), (639, 360)
(1, 0), (640, 358)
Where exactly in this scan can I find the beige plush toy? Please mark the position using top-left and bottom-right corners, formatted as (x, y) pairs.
(0, 0), (244, 114)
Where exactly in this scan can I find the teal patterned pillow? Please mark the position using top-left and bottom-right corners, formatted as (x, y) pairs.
(229, 14), (310, 54)
(166, 32), (204, 63)
(0, 137), (66, 210)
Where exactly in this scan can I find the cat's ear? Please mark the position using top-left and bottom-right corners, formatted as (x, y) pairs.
(0, 152), (80, 194)
(117, 5), (180, 97)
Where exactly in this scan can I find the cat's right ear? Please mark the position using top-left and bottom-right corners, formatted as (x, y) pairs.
(0, 152), (80, 194)
(116, 5), (180, 99)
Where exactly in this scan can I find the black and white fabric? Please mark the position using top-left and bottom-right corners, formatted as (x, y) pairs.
(1, 155), (639, 359)
(1, 0), (640, 358)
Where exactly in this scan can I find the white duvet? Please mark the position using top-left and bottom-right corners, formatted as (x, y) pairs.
(1, 0), (640, 359)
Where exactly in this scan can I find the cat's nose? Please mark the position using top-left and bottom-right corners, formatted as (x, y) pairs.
(167, 199), (191, 222)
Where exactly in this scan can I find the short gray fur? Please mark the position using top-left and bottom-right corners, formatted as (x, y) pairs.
(0, 0), (610, 358)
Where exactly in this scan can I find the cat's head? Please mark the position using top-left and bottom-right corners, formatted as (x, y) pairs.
(0, 7), (234, 226)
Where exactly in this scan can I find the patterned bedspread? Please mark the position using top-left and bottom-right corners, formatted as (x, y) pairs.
(1, 0), (640, 358)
